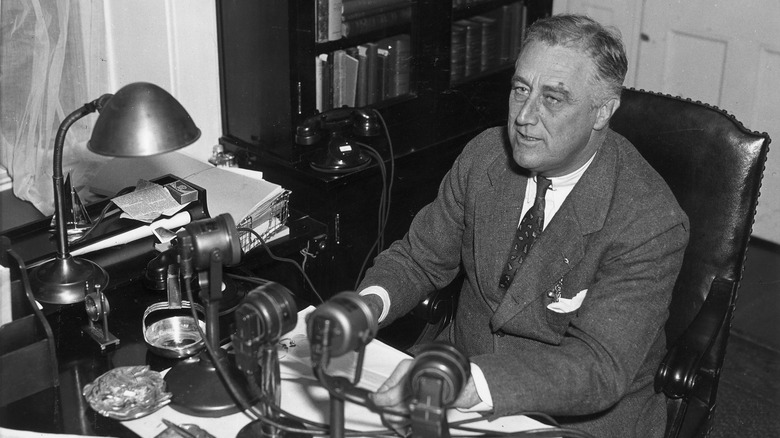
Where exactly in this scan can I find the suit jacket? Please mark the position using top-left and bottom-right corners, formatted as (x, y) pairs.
(359, 126), (689, 438)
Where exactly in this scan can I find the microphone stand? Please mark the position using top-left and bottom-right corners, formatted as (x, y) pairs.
(310, 318), (372, 438)
(165, 244), (256, 416)
(411, 376), (450, 438)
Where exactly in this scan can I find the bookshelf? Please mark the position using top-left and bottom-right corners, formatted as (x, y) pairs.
(216, 0), (552, 296)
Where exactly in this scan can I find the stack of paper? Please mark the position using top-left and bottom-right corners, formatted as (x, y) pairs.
(184, 167), (290, 252)
(88, 152), (291, 253)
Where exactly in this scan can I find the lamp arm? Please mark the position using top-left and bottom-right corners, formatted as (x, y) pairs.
(52, 94), (114, 258)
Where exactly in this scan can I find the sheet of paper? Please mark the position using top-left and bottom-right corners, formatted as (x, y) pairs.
(112, 181), (187, 222)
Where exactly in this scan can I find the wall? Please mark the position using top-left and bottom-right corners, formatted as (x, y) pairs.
(103, 0), (220, 162)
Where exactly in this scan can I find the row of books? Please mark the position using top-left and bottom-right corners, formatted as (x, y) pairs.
(451, 2), (528, 83)
(317, 0), (414, 42)
(316, 34), (411, 111)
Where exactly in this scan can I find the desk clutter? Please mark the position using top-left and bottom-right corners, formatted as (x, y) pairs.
(1, 211), (554, 438)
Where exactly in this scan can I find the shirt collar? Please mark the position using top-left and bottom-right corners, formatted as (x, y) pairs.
(534, 151), (597, 191)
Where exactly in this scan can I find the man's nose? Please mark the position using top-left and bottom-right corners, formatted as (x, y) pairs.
(516, 96), (540, 125)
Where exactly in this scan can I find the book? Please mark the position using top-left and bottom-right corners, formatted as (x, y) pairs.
(376, 46), (389, 100)
(342, 1), (411, 20)
(355, 45), (369, 107)
(451, 23), (467, 83)
(332, 49), (359, 107)
(332, 50), (345, 107)
(472, 16), (499, 72)
(316, 0), (329, 42)
(364, 42), (380, 105)
(343, 50), (360, 107)
(342, 0), (409, 16)
(455, 19), (482, 79)
(377, 34), (411, 98)
(509, 2), (524, 62)
(394, 34), (411, 96)
(341, 6), (412, 38)
(498, 4), (513, 63)
(328, 0), (343, 41)
(315, 54), (327, 112)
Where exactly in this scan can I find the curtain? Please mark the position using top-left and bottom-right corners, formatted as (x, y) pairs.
(0, 0), (108, 216)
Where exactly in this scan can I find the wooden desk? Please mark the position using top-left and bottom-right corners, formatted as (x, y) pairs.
(0, 211), (326, 437)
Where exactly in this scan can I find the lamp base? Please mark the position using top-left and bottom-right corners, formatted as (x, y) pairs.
(30, 256), (109, 305)
(165, 349), (258, 417)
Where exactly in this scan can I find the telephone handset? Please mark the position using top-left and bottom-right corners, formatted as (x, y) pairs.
(295, 107), (381, 146)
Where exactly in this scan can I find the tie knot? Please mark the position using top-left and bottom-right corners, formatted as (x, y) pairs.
(536, 176), (551, 198)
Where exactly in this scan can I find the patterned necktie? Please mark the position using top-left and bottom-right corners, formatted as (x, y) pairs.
(498, 176), (552, 290)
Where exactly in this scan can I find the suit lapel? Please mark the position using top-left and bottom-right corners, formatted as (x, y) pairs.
(474, 153), (528, 307)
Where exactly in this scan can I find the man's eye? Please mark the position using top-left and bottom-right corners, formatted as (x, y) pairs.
(513, 86), (529, 98)
(545, 95), (561, 104)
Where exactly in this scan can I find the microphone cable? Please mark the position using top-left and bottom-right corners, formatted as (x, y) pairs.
(354, 108), (395, 290)
(236, 226), (325, 304)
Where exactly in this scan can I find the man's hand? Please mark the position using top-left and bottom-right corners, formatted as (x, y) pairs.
(370, 359), (414, 436)
(370, 358), (483, 436)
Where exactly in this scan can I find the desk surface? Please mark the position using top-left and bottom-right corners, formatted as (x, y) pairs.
(0, 213), (326, 437)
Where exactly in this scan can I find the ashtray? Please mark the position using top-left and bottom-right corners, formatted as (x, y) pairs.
(82, 365), (171, 420)
(143, 301), (206, 359)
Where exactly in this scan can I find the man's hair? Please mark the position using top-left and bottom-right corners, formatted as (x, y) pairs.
(522, 14), (627, 98)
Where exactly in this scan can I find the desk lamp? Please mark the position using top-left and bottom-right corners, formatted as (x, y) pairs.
(30, 82), (200, 305)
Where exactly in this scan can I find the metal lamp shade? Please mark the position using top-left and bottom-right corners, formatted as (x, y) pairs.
(88, 82), (201, 157)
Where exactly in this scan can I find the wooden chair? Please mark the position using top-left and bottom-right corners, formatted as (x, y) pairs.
(411, 88), (771, 438)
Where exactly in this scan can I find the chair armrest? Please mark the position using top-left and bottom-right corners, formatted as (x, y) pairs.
(412, 288), (456, 325)
(655, 278), (736, 398)
(410, 286), (460, 346)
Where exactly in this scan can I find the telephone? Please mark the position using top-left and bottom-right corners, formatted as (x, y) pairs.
(297, 107), (382, 173)
(295, 106), (381, 146)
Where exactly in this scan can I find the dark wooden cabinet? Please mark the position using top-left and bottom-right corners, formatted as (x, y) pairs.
(216, 0), (552, 297)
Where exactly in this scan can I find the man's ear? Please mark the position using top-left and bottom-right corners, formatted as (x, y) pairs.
(593, 97), (620, 131)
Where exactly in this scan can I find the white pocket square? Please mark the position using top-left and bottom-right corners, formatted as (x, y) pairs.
(547, 289), (588, 313)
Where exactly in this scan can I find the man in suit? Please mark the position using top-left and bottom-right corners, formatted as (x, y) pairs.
(357, 14), (689, 438)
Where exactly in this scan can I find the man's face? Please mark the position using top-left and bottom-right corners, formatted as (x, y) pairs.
(507, 41), (614, 177)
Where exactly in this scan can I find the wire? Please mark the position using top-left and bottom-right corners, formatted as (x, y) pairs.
(236, 226), (325, 304)
(70, 186), (136, 245)
(353, 108), (395, 290)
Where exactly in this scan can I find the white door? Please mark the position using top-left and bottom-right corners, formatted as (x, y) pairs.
(635, 0), (780, 243)
(552, 0), (643, 87)
(554, 0), (780, 243)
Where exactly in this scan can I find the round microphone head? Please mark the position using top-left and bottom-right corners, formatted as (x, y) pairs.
(239, 282), (298, 344)
(409, 342), (470, 406)
(178, 213), (241, 269)
(307, 291), (378, 358)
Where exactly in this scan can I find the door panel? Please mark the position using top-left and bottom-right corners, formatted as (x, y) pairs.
(552, 0), (643, 87)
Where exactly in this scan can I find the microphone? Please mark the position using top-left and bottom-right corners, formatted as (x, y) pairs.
(307, 291), (378, 367)
(307, 292), (378, 438)
(176, 213), (241, 279)
(233, 281), (298, 377)
(233, 282), (306, 438)
(408, 342), (471, 438)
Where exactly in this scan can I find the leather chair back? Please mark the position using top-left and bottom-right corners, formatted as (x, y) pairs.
(609, 88), (770, 437)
